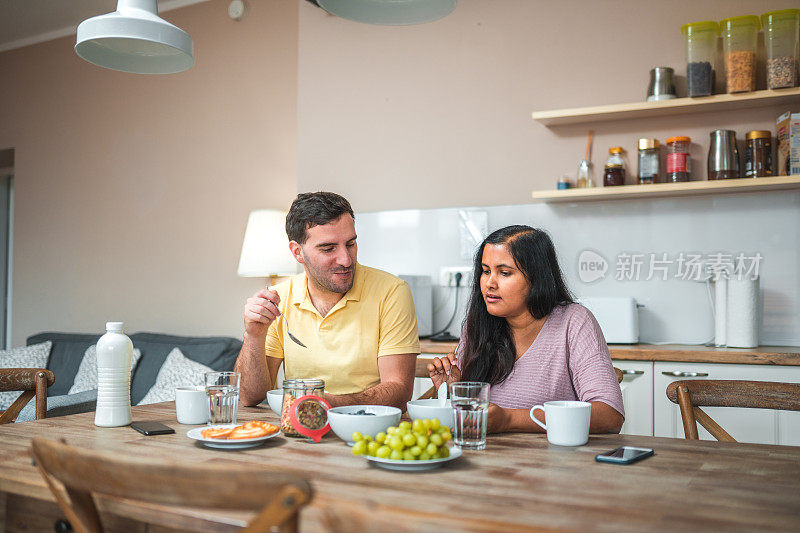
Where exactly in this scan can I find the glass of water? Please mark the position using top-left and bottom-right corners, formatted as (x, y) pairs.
(450, 381), (490, 450)
(204, 371), (241, 425)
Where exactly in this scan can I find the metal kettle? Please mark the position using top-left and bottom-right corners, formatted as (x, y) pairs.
(708, 130), (740, 180)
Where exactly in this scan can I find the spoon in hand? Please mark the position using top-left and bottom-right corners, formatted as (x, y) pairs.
(268, 285), (306, 348)
(437, 381), (448, 406)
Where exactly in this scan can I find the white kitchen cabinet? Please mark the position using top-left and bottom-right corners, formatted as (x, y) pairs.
(654, 362), (800, 446)
(612, 360), (653, 437)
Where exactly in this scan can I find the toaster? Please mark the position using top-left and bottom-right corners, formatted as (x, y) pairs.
(579, 297), (639, 344)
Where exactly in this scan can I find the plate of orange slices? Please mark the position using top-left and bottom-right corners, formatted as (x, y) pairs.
(187, 420), (281, 449)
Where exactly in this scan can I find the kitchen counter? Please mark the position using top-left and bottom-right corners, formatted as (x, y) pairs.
(419, 339), (800, 366)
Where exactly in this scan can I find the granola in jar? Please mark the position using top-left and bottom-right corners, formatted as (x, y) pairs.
(280, 379), (325, 437)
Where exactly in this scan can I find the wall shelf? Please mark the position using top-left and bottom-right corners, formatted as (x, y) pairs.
(530, 175), (800, 203)
(531, 88), (800, 126)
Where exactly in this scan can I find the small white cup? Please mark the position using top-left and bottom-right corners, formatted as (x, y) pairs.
(530, 401), (591, 446)
(175, 386), (208, 425)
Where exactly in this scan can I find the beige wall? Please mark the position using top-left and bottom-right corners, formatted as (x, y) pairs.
(0, 0), (299, 345)
(298, 0), (792, 211)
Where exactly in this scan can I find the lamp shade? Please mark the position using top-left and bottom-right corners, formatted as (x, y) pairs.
(237, 210), (298, 277)
(75, 0), (194, 74)
(317, 0), (456, 25)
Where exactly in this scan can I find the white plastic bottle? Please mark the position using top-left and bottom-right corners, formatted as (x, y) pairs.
(94, 322), (133, 427)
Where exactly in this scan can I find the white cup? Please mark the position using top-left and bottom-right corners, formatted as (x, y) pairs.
(530, 401), (591, 446)
(175, 386), (208, 425)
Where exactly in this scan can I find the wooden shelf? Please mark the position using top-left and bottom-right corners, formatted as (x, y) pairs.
(530, 175), (800, 203)
(531, 87), (800, 126)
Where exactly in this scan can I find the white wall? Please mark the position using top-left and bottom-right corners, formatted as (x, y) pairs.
(355, 190), (800, 346)
(0, 1), (299, 345)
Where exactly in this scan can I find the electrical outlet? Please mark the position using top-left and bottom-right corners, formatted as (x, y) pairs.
(439, 266), (472, 287)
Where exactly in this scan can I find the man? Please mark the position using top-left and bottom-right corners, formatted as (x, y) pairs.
(235, 192), (420, 409)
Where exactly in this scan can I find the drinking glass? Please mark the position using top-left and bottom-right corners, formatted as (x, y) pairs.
(205, 371), (241, 424)
(449, 381), (490, 450)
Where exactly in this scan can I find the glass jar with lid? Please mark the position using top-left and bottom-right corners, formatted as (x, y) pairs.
(745, 131), (773, 178)
(666, 136), (691, 182)
(721, 16), (760, 93)
(761, 9), (800, 89)
(281, 378), (325, 437)
(603, 147), (625, 187)
(681, 21), (720, 97)
(637, 139), (659, 184)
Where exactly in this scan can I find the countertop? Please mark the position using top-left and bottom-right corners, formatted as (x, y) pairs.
(419, 339), (800, 366)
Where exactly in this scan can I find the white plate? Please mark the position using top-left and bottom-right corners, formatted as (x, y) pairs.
(187, 424), (281, 449)
(364, 446), (462, 471)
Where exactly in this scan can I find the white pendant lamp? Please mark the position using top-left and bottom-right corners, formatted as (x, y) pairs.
(75, 0), (194, 74)
(316, 0), (457, 26)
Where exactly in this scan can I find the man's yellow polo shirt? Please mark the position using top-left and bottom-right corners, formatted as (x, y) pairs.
(264, 263), (420, 394)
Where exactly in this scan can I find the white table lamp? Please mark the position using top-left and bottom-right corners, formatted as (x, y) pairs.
(237, 210), (298, 279)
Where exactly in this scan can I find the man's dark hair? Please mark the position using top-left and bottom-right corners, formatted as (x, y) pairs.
(285, 192), (355, 244)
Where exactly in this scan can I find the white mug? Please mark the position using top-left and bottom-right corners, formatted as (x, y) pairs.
(530, 401), (591, 446)
(175, 386), (208, 425)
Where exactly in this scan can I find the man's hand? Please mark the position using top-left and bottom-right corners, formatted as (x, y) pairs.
(426, 352), (462, 394)
(244, 288), (281, 338)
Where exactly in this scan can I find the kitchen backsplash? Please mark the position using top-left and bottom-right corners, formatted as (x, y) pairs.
(355, 190), (800, 346)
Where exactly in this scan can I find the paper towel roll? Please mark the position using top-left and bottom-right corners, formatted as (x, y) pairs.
(726, 276), (759, 348)
(714, 276), (727, 347)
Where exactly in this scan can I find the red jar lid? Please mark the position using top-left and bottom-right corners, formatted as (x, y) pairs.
(288, 395), (331, 443)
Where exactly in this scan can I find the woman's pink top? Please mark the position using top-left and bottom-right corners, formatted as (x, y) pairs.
(457, 303), (624, 416)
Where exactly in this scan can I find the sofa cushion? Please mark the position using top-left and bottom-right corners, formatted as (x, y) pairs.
(68, 345), (143, 395)
(137, 348), (213, 405)
(128, 333), (241, 406)
(16, 389), (98, 423)
(27, 333), (102, 396)
(0, 341), (52, 411)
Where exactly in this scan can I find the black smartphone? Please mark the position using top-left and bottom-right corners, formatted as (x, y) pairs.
(595, 446), (654, 465)
(130, 421), (175, 436)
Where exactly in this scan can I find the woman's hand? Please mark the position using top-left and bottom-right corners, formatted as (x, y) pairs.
(426, 352), (462, 394)
(487, 403), (511, 434)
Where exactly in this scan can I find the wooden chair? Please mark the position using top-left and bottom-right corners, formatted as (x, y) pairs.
(31, 437), (313, 533)
(0, 368), (55, 424)
(414, 356), (624, 400)
(666, 380), (800, 442)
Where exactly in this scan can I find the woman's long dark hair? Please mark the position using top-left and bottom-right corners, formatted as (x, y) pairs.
(460, 226), (574, 385)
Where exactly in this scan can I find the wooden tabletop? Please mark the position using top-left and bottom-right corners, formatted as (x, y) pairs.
(2, 403), (799, 532)
(419, 340), (800, 366)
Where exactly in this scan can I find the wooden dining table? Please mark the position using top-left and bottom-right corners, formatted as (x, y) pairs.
(1, 402), (799, 532)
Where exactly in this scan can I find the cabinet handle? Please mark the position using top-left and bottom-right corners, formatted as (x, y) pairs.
(661, 371), (709, 377)
(621, 370), (644, 375)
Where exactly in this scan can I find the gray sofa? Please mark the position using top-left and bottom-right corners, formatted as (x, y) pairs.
(16, 332), (242, 422)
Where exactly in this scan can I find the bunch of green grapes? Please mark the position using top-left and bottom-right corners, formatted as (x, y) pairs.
(352, 419), (452, 460)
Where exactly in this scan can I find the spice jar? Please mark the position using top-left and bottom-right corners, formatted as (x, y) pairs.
(681, 21), (720, 97)
(666, 137), (691, 182)
(721, 16), (760, 93)
(761, 9), (800, 89)
(603, 147), (625, 187)
(745, 131), (773, 178)
(637, 139), (659, 184)
(281, 378), (324, 437)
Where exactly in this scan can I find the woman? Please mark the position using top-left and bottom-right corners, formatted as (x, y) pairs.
(428, 225), (624, 434)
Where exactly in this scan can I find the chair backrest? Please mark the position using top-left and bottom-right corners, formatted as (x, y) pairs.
(0, 368), (55, 424)
(666, 380), (800, 442)
(31, 437), (312, 533)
